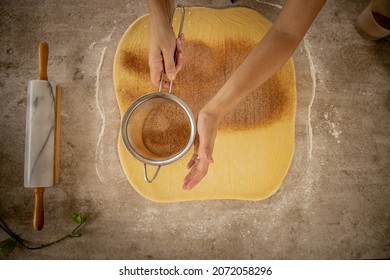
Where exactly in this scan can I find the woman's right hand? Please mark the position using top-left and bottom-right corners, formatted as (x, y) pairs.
(148, 25), (185, 88)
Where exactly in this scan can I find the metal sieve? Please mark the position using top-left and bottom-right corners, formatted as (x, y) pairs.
(121, 4), (196, 183)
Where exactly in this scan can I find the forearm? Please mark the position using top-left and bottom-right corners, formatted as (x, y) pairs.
(204, 29), (300, 120)
(147, 0), (174, 27)
(203, 0), (326, 122)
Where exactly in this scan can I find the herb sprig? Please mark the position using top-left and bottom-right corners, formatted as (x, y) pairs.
(0, 213), (85, 256)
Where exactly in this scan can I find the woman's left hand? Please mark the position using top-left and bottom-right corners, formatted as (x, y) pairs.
(183, 109), (219, 190)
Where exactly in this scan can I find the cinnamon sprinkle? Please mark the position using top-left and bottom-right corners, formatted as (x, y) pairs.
(119, 38), (294, 156)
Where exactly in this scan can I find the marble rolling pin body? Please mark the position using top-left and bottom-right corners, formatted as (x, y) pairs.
(24, 41), (61, 231)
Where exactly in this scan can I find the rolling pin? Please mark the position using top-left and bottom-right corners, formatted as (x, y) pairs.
(24, 41), (61, 231)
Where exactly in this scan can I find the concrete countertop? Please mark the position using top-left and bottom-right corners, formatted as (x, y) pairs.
(0, 0), (389, 259)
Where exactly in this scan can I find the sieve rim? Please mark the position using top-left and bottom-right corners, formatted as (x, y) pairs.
(121, 92), (196, 166)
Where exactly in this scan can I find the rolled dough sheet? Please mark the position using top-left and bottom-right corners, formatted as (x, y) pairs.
(114, 7), (296, 202)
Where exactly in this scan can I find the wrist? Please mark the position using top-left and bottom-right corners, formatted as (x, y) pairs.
(202, 85), (238, 124)
(200, 104), (224, 126)
(148, 0), (172, 26)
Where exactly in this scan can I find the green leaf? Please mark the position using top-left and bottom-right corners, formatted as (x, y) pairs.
(0, 238), (17, 256)
(71, 213), (83, 225)
(0, 238), (10, 247)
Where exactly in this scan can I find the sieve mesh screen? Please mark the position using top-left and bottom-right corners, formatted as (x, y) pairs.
(126, 97), (192, 160)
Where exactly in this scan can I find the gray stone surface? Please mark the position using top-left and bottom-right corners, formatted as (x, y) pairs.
(0, 0), (389, 259)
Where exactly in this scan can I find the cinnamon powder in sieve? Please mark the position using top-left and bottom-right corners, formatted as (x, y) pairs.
(141, 101), (191, 158)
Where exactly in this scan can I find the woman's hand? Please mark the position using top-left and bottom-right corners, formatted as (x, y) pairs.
(147, 0), (185, 88)
(183, 109), (220, 190)
(149, 26), (185, 88)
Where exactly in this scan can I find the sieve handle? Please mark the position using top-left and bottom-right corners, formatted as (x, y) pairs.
(158, 4), (186, 94)
(144, 164), (161, 183)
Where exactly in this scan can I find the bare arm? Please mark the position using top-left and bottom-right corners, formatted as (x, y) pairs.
(183, 0), (326, 190)
(147, 0), (184, 87)
(204, 0), (327, 120)
(147, 0), (173, 24)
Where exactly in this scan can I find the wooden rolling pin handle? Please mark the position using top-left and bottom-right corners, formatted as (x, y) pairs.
(38, 41), (48, 81)
(33, 187), (45, 231)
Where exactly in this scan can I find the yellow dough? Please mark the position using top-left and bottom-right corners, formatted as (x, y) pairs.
(114, 7), (296, 202)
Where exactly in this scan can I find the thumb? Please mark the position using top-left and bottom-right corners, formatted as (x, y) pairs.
(197, 136), (214, 163)
(162, 48), (176, 81)
(196, 111), (218, 163)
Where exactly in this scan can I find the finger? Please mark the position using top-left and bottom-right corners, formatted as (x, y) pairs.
(179, 32), (185, 46)
(162, 80), (173, 89)
(183, 136), (214, 189)
(186, 134), (200, 169)
(175, 52), (184, 73)
(175, 33), (185, 72)
(183, 170), (205, 190)
(149, 58), (164, 87)
(183, 162), (199, 184)
(186, 153), (198, 169)
(197, 129), (216, 163)
(183, 158), (209, 190)
(197, 138), (215, 164)
(153, 71), (175, 89)
(162, 48), (176, 81)
(148, 44), (164, 86)
(184, 157), (209, 185)
(176, 33), (185, 53)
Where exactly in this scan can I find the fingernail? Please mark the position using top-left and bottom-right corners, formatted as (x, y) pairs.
(207, 155), (214, 163)
(168, 73), (175, 80)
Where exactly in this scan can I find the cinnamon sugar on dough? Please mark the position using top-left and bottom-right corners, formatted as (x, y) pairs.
(119, 39), (293, 132)
(119, 39), (292, 157)
(113, 7), (296, 202)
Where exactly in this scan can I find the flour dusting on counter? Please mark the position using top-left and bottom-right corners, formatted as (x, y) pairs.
(324, 105), (342, 144)
(94, 26), (115, 184)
